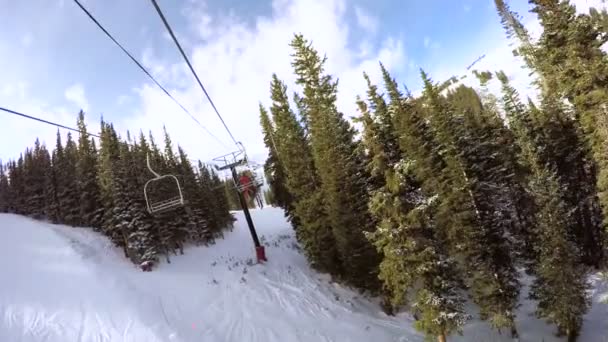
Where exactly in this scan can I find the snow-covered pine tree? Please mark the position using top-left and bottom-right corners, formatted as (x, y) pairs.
(142, 131), (178, 262)
(197, 161), (228, 237)
(76, 111), (104, 229)
(44, 150), (60, 223)
(525, 144), (590, 342)
(495, 0), (605, 267)
(20, 150), (33, 215)
(196, 162), (217, 230)
(177, 146), (212, 244)
(408, 71), (521, 335)
(124, 139), (159, 265)
(289, 34), (380, 290)
(497, 70), (591, 340)
(112, 140), (138, 259)
(45, 131), (65, 223)
(364, 69), (469, 342)
(210, 170), (235, 229)
(59, 133), (80, 226)
(266, 73), (340, 276)
(106, 138), (154, 263)
(355, 69), (401, 193)
(6, 159), (22, 214)
(222, 178), (240, 211)
(23, 140), (50, 219)
(0, 162), (10, 213)
(259, 105), (294, 219)
(97, 121), (124, 244)
(160, 127), (189, 255)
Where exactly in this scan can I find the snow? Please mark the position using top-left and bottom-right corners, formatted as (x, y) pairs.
(1, 208), (607, 342)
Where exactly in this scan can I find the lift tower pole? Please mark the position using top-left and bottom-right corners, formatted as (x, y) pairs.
(214, 150), (267, 263)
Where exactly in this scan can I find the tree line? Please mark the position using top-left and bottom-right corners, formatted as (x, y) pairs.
(0, 112), (234, 267)
(259, 1), (608, 341)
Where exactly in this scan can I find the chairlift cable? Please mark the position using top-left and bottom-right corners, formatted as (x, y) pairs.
(71, 0), (229, 149)
(149, 0), (240, 147)
(0, 106), (100, 138)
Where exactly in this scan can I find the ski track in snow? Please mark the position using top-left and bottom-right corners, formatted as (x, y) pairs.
(1, 207), (607, 342)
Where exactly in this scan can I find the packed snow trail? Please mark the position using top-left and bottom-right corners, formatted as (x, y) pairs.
(1, 208), (607, 342)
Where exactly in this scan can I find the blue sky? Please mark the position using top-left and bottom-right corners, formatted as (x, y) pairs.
(0, 0), (601, 163)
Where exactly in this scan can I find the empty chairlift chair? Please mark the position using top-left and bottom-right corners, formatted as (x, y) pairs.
(143, 154), (184, 214)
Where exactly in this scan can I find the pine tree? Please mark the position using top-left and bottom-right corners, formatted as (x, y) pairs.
(45, 131), (64, 222)
(144, 130), (179, 262)
(126, 139), (160, 264)
(23, 139), (50, 219)
(259, 105), (294, 217)
(7, 159), (23, 214)
(177, 146), (212, 244)
(496, 0), (606, 266)
(59, 133), (80, 226)
(355, 70), (401, 192)
(290, 34), (380, 290)
(222, 178), (240, 211)
(196, 161), (220, 235)
(109, 139), (152, 262)
(266, 72), (340, 276)
(97, 122), (123, 244)
(418, 72), (520, 334)
(211, 171), (235, 228)
(76, 111), (104, 228)
(359, 72), (469, 341)
(497, 71), (590, 340)
(0, 162), (9, 213)
(495, 72), (542, 263)
(197, 161), (233, 236)
(525, 144), (590, 341)
(529, 169), (589, 341)
(130, 133), (163, 263)
(153, 126), (189, 257)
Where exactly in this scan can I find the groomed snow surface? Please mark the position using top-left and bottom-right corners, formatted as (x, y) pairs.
(1, 208), (607, 342)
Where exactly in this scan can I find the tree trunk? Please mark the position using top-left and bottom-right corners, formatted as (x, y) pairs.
(511, 325), (519, 339)
(437, 332), (447, 342)
(566, 328), (578, 342)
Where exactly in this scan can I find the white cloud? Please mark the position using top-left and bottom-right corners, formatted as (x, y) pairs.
(1, 82), (28, 99)
(423, 36), (441, 50)
(354, 6), (378, 34)
(0, 82), (98, 161)
(122, 0), (404, 164)
(64, 84), (89, 112)
(464, 4), (472, 12)
(423, 36), (431, 48)
(117, 95), (131, 106)
(7, 0), (606, 165)
(21, 33), (32, 48)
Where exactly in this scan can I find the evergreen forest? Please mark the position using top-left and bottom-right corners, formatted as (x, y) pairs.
(0, 112), (235, 266)
(258, 1), (608, 340)
(2, 0), (608, 341)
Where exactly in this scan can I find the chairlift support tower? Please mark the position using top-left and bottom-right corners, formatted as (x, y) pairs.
(213, 148), (267, 263)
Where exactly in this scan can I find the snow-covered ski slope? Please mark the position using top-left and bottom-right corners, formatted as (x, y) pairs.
(1, 208), (607, 342)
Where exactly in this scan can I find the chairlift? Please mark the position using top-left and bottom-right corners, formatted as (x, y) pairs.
(143, 153), (184, 214)
(235, 142), (264, 190)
